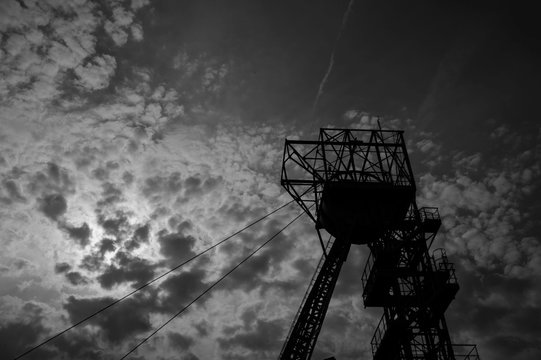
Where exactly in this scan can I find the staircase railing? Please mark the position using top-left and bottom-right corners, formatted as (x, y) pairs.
(278, 236), (335, 358)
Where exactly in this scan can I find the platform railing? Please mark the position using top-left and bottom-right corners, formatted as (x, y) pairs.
(362, 242), (410, 305)
(278, 236), (335, 358)
(432, 248), (458, 285)
(361, 249), (376, 293)
(370, 313), (388, 355)
(452, 344), (480, 360)
(419, 207), (440, 221)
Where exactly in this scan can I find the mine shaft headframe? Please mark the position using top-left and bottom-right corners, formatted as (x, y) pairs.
(281, 128), (417, 244)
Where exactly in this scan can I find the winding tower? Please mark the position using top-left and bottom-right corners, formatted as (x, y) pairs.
(279, 128), (479, 360)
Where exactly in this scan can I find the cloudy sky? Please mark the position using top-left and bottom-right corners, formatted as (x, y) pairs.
(1, 0), (540, 359)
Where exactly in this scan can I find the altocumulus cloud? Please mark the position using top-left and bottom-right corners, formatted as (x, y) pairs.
(1, 2), (539, 360)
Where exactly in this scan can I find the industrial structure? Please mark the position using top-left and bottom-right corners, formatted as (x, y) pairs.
(279, 128), (479, 360)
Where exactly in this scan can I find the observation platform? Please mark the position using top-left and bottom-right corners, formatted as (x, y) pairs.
(281, 128), (416, 245)
(317, 180), (414, 244)
(419, 207), (442, 233)
(371, 315), (480, 360)
(428, 249), (459, 316)
(361, 246), (458, 312)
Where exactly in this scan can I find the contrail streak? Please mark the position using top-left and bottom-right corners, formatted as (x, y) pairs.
(313, 0), (355, 113)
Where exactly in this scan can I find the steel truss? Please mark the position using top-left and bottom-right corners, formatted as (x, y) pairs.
(279, 128), (479, 360)
(281, 128), (415, 228)
(279, 238), (350, 360)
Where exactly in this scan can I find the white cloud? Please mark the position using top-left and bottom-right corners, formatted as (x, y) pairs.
(140, 103), (165, 126)
(418, 128), (541, 278)
(74, 55), (117, 91)
(104, 4), (145, 46)
(171, 51), (231, 98)
(105, 20), (129, 47)
(48, 41), (85, 68)
(131, 23), (144, 41)
(0, 1), (51, 31)
(0, 0), (149, 105)
(4, 33), (27, 57)
(416, 138), (440, 154)
(112, 6), (134, 27)
(131, 0), (150, 11)
(491, 125), (509, 139)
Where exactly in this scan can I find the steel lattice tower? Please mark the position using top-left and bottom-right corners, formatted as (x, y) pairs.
(279, 128), (479, 360)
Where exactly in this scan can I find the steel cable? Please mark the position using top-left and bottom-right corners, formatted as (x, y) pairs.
(119, 209), (306, 359)
(13, 200), (295, 360)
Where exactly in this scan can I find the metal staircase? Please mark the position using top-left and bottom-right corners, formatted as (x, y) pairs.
(279, 237), (350, 360)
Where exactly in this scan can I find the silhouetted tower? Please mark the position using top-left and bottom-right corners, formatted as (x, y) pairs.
(279, 128), (479, 360)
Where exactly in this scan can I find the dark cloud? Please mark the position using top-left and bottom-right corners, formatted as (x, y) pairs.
(332, 246), (365, 296)
(239, 305), (261, 329)
(91, 167), (109, 181)
(65, 271), (89, 286)
(125, 223), (150, 251)
(105, 161), (120, 170)
(45, 329), (102, 360)
(445, 269), (541, 359)
(97, 211), (130, 238)
(184, 176), (202, 194)
(122, 171), (134, 185)
(224, 249), (271, 292)
(55, 262), (72, 273)
(139, 168), (221, 206)
(182, 174), (222, 201)
(221, 220), (295, 293)
(194, 320), (211, 337)
(168, 332), (195, 350)
(218, 318), (283, 355)
(0, 321), (52, 360)
(167, 216), (187, 231)
(97, 252), (156, 290)
(80, 253), (104, 272)
(1, 179), (26, 204)
(150, 205), (172, 220)
(78, 224), (150, 278)
(46, 163), (60, 183)
(311, 302), (374, 360)
(62, 222), (92, 247)
(55, 262), (89, 285)
(98, 238), (116, 255)
(10, 258), (32, 271)
(484, 335), (541, 360)
(218, 201), (265, 224)
(91, 161), (121, 181)
(27, 162), (75, 196)
(291, 257), (314, 275)
(0, 303), (52, 360)
(157, 229), (197, 263)
(72, 146), (102, 170)
(183, 352), (201, 360)
(160, 269), (207, 313)
(141, 172), (183, 202)
(38, 193), (67, 220)
(64, 294), (153, 344)
(97, 182), (124, 206)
